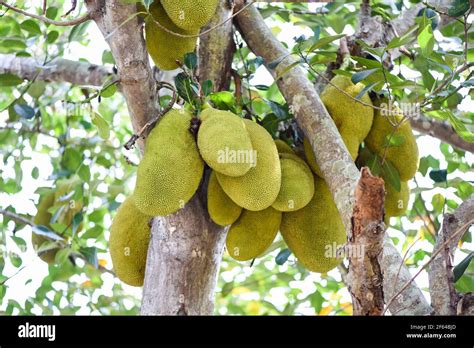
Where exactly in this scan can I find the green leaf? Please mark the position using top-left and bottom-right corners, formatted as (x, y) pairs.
(46, 30), (59, 44)
(78, 165), (90, 182)
(429, 169), (447, 182)
(419, 155), (440, 176)
(32, 225), (64, 241)
(13, 104), (35, 119)
(174, 72), (199, 105)
(31, 166), (39, 179)
(20, 20), (41, 35)
(308, 34), (345, 52)
(386, 25), (418, 49)
(80, 247), (98, 268)
(184, 52), (198, 70)
(209, 91), (236, 111)
(27, 81), (46, 98)
(45, 7), (59, 20)
(275, 248), (291, 265)
(351, 68), (379, 84)
(91, 111), (111, 140)
(201, 80), (213, 96)
(454, 252), (473, 282)
(418, 24), (435, 57)
(61, 147), (83, 172)
(0, 39), (27, 53)
(100, 83), (117, 98)
(68, 22), (90, 42)
(101, 50), (115, 65)
(11, 235), (26, 249)
(72, 213), (83, 237)
(55, 248), (71, 264)
(275, 60), (301, 80)
(0, 73), (24, 87)
(446, 111), (474, 142)
(383, 133), (405, 147)
(10, 253), (22, 268)
(381, 159), (401, 192)
(448, 0), (470, 17)
(355, 81), (378, 100)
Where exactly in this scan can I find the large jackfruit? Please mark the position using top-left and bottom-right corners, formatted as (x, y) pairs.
(216, 119), (281, 211)
(385, 181), (410, 217)
(197, 108), (254, 177)
(272, 155), (314, 212)
(109, 196), (152, 287)
(33, 191), (58, 264)
(304, 75), (374, 176)
(280, 176), (346, 273)
(145, 3), (199, 71)
(365, 100), (419, 181)
(207, 171), (242, 226)
(133, 109), (204, 216)
(161, 0), (219, 31)
(226, 207), (281, 261)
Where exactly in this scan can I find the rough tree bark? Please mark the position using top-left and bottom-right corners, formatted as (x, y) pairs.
(235, 2), (432, 315)
(429, 195), (474, 315)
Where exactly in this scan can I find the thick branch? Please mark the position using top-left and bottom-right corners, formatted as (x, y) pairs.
(429, 195), (474, 315)
(347, 167), (385, 316)
(410, 115), (474, 153)
(235, 2), (431, 316)
(0, 53), (114, 87)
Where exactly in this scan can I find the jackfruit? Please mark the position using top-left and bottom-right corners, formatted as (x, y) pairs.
(109, 196), (152, 287)
(274, 139), (293, 154)
(385, 181), (410, 217)
(365, 100), (419, 181)
(226, 207), (281, 261)
(161, 0), (219, 31)
(33, 191), (58, 264)
(280, 176), (346, 273)
(133, 109), (204, 216)
(197, 108), (253, 177)
(53, 176), (83, 226)
(207, 171), (242, 226)
(272, 155), (314, 212)
(304, 75), (373, 176)
(216, 119), (281, 211)
(145, 3), (199, 71)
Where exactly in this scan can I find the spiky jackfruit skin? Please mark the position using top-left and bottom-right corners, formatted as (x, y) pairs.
(216, 120), (281, 211)
(272, 156), (314, 212)
(109, 196), (152, 287)
(197, 108), (253, 177)
(145, 3), (198, 71)
(385, 181), (410, 217)
(133, 109), (204, 216)
(365, 101), (419, 181)
(207, 171), (242, 226)
(226, 207), (281, 261)
(274, 139), (293, 154)
(161, 0), (219, 31)
(280, 176), (346, 273)
(33, 191), (57, 264)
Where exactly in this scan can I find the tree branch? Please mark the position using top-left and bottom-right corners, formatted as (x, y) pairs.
(0, 53), (114, 87)
(429, 195), (474, 315)
(410, 115), (474, 153)
(235, 2), (431, 316)
(0, 1), (91, 26)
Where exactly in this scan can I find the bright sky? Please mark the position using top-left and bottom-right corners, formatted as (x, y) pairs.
(0, 1), (473, 315)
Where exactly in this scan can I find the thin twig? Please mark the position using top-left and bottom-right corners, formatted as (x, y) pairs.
(0, 1), (90, 26)
(0, 209), (32, 226)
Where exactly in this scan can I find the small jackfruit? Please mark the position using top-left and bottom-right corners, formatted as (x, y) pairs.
(207, 171), (242, 226)
(365, 100), (419, 181)
(197, 108), (254, 177)
(226, 207), (281, 261)
(274, 139), (293, 154)
(133, 109), (204, 216)
(161, 0), (219, 31)
(33, 191), (58, 264)
(145, 3), (199, 71)
(272, 155), (314, 212)
(280, 176), (346, 273)
(385, 181), (410, 217)
(216, 119), (281, 211)
(109, 196), (152, 287)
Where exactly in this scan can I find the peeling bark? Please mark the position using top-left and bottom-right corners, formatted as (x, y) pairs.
(347, 167), (385, 316)
(0, 53), (113, 86)
(429, 195), (474, 315)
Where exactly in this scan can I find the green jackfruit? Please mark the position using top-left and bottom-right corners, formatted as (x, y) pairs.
(226, 207), (281, 261)
(274, 139), (293, 154)
(272, 155), (314, 212)
(110, 196), (152, 287)
(197, 108), (253, 177)
(161, 0), (219, 31)
(133, 109), (204, 216)
(145, 3), (199, 71)
(33, 191), (58, 264)
(216, 119), (281, 211)
(385, 181), (410, 217)
(207, 171), (242, 226)
(280, 176), (346, 273)
(365, 100), (419, 181)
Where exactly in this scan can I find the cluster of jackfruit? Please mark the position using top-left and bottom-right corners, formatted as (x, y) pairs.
(33, 177), (83, 264)
(304, 75), (418, 221)
(144, 0), (219, 70)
